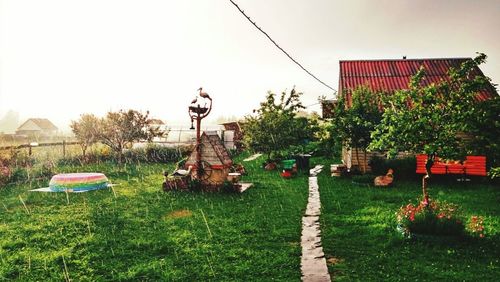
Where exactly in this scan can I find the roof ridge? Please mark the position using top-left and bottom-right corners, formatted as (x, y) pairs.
(340, 57), (471, 63)
(341, 74), (453, 77)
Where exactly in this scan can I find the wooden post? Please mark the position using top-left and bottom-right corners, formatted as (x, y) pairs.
(28, 144), (32, 156)
(196, 111), (202, 179)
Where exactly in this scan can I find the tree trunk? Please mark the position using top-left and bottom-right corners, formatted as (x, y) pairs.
(117, 144), (123, 164)
(422, 153), (436, 206)
(355, 147), (361, 173)
(362, 148), (368, 174)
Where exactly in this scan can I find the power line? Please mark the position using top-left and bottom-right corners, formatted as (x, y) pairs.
(304, 102), (320, 108)
(228, 0), (336, 92)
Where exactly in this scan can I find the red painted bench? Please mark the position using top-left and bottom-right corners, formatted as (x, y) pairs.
(416, 154), (487, 176)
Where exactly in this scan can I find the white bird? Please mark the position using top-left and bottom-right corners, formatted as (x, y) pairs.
(197, 87), (211, 99)
(191, 97), (198, 104)
(172, 165), (193, 177)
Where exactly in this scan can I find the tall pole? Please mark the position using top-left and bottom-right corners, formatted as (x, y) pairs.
(196, 110), (202, 179)
(188, 89), (212, 181)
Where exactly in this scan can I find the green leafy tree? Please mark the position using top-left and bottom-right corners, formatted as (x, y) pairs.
(330, 86), (382, 173)
(369, 53), (496, 204)
(97, 110), (164, 163)
(463, 96), (500, 167)
(242, 88), (312, 160)
(70, 114), (99, 158)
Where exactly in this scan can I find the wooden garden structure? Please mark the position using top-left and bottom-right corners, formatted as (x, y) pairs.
(185, 131), (233, 185)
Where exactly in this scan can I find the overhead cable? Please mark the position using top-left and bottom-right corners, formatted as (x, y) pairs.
(228, 0), (336, 92)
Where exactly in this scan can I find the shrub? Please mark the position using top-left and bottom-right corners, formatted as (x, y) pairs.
(397, 197), (465, 237)
(124, 145), (190, 164)
(370, 156), (417, 180)
(9, 167), (29, 183)
(488, 167), (500, 179)
(145, 145), (190, 163)
(57, 148), (113, 166)
(32, 161), (56, 179)
(123, 148), (149, 163)
(0, 165), (10, 187)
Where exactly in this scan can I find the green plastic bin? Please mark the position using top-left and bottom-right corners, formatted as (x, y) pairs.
(282, 159), (296, 170)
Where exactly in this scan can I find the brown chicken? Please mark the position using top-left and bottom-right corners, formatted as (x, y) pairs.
(374, 169), (394, 186)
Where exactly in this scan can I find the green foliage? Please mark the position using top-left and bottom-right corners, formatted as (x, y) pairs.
(124, 145), (190, 164)
(97, 109), (166, 163)
(242, 88), (316, 159)
(369, 156), (417, 180)
(330, 86), (382, 172)
(8, 166), (28, 183)
(369, 53), (496, 162)
(462, 96), (500, 167)
(70, 113), (99, 157)
(489, 167), (500, 179)
(397, 198), (465, 237)
(56, 145), (189, 166)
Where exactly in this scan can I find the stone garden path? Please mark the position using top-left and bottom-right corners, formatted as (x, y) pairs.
(301, 165), (331, 282)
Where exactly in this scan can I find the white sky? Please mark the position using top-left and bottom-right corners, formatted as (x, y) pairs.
(1, 0), (499, 130)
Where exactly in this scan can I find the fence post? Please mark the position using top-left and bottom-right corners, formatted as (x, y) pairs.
(63, 140), (66, 157)
(29, 144), (32, 156)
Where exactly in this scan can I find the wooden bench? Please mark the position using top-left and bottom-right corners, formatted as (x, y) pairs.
(416, 154), (487, 176)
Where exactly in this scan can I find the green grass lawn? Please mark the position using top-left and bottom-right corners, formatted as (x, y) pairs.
(318, 168), (500, 281)
(0, 153), (309, 281)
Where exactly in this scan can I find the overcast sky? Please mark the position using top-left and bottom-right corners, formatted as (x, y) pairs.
(1, 0), (499, 130)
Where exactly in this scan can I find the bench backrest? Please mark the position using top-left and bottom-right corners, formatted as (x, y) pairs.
(415, 154), (487, 176)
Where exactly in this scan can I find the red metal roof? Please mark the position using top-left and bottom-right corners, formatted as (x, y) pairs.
(339, 58), (497, 102)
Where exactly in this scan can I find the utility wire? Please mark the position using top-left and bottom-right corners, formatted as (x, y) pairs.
(228, 0), (336, 92)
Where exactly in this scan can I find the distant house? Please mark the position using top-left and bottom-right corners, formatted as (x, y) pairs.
(149, 119), (165, 126)
(330, 57), (498, 171)
(16, 118), (58, 136)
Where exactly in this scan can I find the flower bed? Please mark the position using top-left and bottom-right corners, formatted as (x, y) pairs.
(396, 197), (465, 238)
(396, 197), (486, 240)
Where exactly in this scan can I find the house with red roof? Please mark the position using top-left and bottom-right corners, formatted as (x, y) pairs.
(326, 57), (498, 171)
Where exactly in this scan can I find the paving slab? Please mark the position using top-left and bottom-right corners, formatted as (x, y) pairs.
(243, 153), (262, 162)
(238, 183), (253, 193)
(301, 165), (331, 282)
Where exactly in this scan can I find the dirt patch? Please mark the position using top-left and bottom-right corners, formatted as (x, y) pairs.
(165, 209), (193, 220)
(326, 257), (344, 265)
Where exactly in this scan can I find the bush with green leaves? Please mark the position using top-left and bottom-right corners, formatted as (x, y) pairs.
(242, 88), (318, 160)
(369, 156), (417, 180)
(330, 86), (382, 173)
(489, 167), (500, 179)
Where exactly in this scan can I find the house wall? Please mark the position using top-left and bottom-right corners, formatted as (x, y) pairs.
(343, 147), (412, 172)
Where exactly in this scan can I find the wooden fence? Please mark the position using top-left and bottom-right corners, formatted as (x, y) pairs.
(0, 141), (80, 157)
